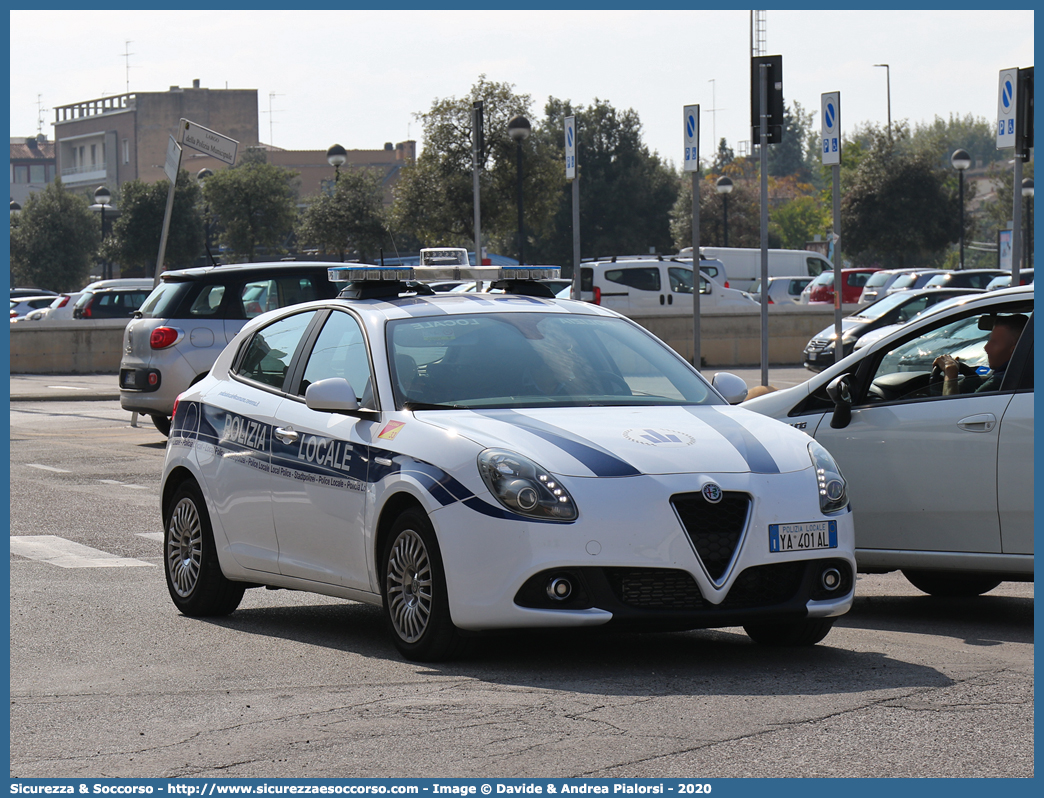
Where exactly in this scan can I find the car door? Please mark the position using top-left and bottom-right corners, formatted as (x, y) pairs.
(996, 317), (1033, 555)
(809, 305), (1032, 556)
(269, 309), (375, 589)
(600, 266), (663, 314)
(195, 309), (320, 574)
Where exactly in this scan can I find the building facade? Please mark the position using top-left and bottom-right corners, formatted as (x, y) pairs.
(10, 135), (56, 205)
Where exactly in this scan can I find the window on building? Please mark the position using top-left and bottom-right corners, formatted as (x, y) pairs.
(30, 165), (46, 183)
(122, 139), (129, 165)
(90, 144), (97, 166)
(78, 146), (85, 167)
(13, 165), (29, 184)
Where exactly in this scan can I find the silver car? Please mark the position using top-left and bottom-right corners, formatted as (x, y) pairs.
(119, 262), (339, 435)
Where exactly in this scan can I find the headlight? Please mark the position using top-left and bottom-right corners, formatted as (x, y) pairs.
(808, 441), (848, 514)
(477, 449), (578, 521)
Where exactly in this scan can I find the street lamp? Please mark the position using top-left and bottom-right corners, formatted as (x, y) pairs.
(326, 143), (347, 183)
(94, 186), (112, 279)
(950, 149), (972, 270)
(10, 200), (21, 215)
(715, 176), (733, 247)
(1022, 177), (1034, 272)
(507, 115), (531, 265)
(874, 64), (891, 140)
(197, 168), (215, 265)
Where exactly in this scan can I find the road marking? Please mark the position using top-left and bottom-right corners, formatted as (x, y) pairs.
(137, 532), (164, 542)
(98, 479), (150, 490)
(10, 536), (155, 568)
(26, 464), (71, 473)
(46, 385), (88, 391)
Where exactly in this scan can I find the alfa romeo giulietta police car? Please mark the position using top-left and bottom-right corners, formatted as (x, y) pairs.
(161, 258), (855, 661)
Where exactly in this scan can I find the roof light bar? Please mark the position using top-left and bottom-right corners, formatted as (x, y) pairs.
(328, 265), (562, 284)
(328, 266), (415, 283)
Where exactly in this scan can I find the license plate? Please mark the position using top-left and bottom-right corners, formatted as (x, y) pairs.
(120, 371), (135, 388)
(769, 520), (837, 553)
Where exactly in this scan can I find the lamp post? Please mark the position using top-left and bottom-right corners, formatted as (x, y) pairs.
(874, 64), (891, 140)
(326, 145), (348, 261)
(326, 144), (347, 183)
(94, 186), (112, 279)
(10, 200), (21, 215)
(1022, 178), (1034, 272)
(197, 168), (215, 266)
(507, 115), (531, 265)
(715, 176), (733, 247)
(950, 149), (971, 270)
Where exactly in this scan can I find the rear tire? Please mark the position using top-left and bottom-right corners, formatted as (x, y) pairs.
(152, 414), (172, 437)
(380, 508), (468, 662)
(164, 478), (245, 616)
(902, 570), (1003, 597)
(744, 617), (835, 646)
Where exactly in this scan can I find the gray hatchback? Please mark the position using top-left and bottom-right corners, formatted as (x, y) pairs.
(119, 262), (340, 435)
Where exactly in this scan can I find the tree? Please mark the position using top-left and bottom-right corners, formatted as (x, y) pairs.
(101, 172), (205, 276)
(770, 195), (831, 250)
(297, 167), (389, 262)
(527, 97), (679, 265)
(9, 180), (99, 291)
(907, 114), (1000, 171)
(670, 174), (768, 250)
(390, 76), (560, 257)
(841, 126), (960, 268)
(203, 158), (298, 262)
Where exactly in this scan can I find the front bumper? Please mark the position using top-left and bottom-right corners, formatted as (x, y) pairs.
(428, 469), (856, 631)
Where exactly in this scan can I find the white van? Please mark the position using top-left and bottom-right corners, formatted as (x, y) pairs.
(689, 247), (833, 292)
(578, 257), (757, 317)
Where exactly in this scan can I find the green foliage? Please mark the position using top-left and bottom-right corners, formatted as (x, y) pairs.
(771, 195), (832, 250)
(528, 97), (679, 264)
(101, 172), (205, 275)
(203, 160), (299, 262)
(297, 167), (388, 262)
(906, 114), (1000, 170)
(841, 127), (960, 268)
(9, 180), (99, 291)
(391, 76), (559, 257)
(670, 174), (772, 250)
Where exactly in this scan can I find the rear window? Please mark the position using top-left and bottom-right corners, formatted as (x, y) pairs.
(807, 257), (832, 277)
(862, 271), (891, 289)
(605, 267), (660, 291)
(137, 282), (190, 319)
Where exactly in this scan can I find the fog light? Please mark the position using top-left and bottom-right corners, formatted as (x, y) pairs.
(821, 567), (842, 591)
(547, 577), (573, 601)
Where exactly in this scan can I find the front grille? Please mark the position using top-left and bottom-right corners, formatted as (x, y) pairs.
(671, 491), (751, 581)
(717, 562), (806, 609)
(604, 568), (706, 610)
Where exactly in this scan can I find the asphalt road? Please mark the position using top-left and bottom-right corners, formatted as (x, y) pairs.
(8, 394), (1034, 779)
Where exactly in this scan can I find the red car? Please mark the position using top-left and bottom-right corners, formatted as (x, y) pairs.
(803, 268), (881, 305)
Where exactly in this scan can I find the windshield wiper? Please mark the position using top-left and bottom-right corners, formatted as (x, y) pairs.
(403, 400), (468, 411)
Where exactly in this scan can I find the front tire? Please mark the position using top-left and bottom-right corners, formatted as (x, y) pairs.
(164, 479), (245, 616)
(744, 617), (835, 646)
(380, 508), (467, 662)
(902, 569), (1003, 597)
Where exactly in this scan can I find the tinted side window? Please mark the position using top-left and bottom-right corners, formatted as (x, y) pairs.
(605, 267), (660, 291)
(236, 311), (317, 390)
(298, 311), (374, 408)
(189, 285), (226, 317)
(807, 258), (831, 277)
(240, 276), (323, 319)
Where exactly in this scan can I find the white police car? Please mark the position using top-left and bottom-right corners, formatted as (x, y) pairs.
(161, 262), (855, 661)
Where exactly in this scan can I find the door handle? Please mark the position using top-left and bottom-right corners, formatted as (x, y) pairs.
(274, 426), (299, 444)
(957, 413), (997, 433)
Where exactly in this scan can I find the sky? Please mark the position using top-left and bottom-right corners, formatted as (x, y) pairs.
(8, 8), (1036, 169)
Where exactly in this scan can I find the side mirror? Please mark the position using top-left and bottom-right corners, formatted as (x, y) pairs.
(826, 373), (853, 429)
(305, 377), (360, 414)
(711, 372), (749, 405)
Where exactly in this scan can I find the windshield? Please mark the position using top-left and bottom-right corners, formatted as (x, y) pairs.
(387, 312), (721, 410)
(852, 291), (917, 320)
(861, 271), (891, 289)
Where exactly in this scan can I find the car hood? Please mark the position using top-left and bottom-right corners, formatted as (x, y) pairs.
(414, 404), (811, 477)
(812, 317), (865, 340)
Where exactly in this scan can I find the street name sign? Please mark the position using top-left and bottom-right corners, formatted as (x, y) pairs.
(180, 118), (238, 165)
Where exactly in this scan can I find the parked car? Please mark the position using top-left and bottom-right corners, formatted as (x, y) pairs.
(857, 268), (925, 306)
(11, 287), (57, 299)
(884, 269), (945, 295)
(801, 288), (984, 371)
(578, 258), (756, 316)
(853, 292), (986, 351)
(670, 253), (729, 286)
(744, 285), (1033, 597)
(800, 268), (881, 305)
(923, 269), (1007, 291)
(10, 295), (59, 319)
(25, 279), (156, 322)
(159, 262), (855, 661)
(985, 269), (1034, 291)
(119, 262), (341, 436)
(748, 276), (812, 306)
(72, 287), (153, 319)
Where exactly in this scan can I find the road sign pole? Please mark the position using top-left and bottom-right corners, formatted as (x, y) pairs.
(692, 170), (701, 371)
(473, 102), (482, 270)
(759, 64), (769, 388)
(833, 164), (843, 363)
(1012, 155), (1022, 287)
(154, 135), (182, 286)
(566, 116), (580, 300)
